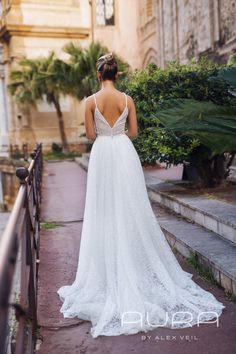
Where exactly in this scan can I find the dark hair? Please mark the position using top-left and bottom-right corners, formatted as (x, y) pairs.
(96, 53), (118, 82)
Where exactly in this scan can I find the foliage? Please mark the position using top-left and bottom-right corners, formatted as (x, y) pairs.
(40, 222), (64, 230)
(155, 98), (236, 187)
(63, 41), (130, 99)
(218, 66), (236, 97)
(187, 251), (217, 285)
(8, 41), (129, 153)
(133, 123), (199, 166)
(123, 58), (236, 186)
(43, 151), (81, 161)
(229, 52), (236, 65)
(8, 52), (71, 106)
(8, 52), (70, 152)
(8, 57), (42, 106)
(156, 99), (236, 154)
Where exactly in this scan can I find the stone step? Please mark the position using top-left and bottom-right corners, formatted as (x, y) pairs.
(147, 182), (236, 245)
(151, 202), (236, 295)
(229, 166), (236, 183)
(75, 154), (89, 171)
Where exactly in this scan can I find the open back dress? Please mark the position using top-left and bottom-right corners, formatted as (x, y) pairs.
(57, 91), (225, 338)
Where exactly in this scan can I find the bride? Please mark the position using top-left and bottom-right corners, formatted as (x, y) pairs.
(57, 53), (225, 338)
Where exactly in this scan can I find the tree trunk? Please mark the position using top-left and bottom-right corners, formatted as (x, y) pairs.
(194, 154), (227, 188)
(213, 154), (226, 186)
(53, 98), (69, 153)
(189, 146), (229, 188)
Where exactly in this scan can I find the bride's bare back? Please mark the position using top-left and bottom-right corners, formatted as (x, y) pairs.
(85, 87), (138, 140)
(94, 89), (128, 127)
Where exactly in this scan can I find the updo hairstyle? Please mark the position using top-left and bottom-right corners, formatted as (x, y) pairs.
(96, 53), (118, 81)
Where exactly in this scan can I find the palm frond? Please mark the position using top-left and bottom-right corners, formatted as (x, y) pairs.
(218, 66), (236, 90)
(155, 99), (236, 153)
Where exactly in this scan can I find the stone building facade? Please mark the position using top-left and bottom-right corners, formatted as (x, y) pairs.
(139, 0), (236, 68)
(91, 0), (142, 68)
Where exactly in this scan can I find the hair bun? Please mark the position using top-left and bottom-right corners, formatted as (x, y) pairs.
(104, 53), (114, 64)
(96, 53), (116, 71)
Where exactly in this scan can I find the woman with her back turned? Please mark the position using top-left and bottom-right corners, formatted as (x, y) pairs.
(57, 53), (225, 338)
(85, 53), (138, 140)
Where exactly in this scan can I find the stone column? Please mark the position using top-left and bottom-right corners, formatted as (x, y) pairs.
(0, 45), (9, 157)
(157, 0), (165, 68)
(173, 0), (180, 61)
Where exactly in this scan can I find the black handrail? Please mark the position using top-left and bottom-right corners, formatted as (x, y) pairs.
(0, 143), (43, 354)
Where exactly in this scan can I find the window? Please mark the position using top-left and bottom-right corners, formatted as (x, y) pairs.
(96, 0), (115, 26)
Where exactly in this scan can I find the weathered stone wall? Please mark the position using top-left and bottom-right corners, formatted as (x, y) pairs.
(219, 0), (236, 46)
(138, 0), (159, 67)
(0, 158), (28, 210)
(140, 0), (236, 68)
(93, 0), (142, 69)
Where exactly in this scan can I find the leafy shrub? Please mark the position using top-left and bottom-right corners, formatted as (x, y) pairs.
(123, 58), (236, 187)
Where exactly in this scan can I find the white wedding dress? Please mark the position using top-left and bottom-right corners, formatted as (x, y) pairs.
(57, 92), (225, 338)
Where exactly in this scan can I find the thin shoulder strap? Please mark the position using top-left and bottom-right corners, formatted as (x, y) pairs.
(93, 93), (98, 108)
(123, 92), (127, 108)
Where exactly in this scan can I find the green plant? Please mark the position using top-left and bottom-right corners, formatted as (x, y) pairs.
(123, 58), (236, 187)
(229, 52), (236, 65)
(230, 294), (236, 304)
(8, 52), (71, 153)
(156, 99), (236, 186)
(187, 251), (217, 285)
(43, 151), (81, 161)
(8, 42), (129, 155)
(63, 41), (130, 99)
(40, 221), (64, 230)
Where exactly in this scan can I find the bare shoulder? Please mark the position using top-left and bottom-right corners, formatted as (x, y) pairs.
(126, 94), (135, 109)
(85, 94), (95, 108)
(126, 94), (134, 102)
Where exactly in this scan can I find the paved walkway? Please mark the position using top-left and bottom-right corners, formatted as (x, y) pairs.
(37, 161), (236, 354)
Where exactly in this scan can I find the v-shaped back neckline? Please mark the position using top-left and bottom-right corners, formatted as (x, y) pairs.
(95, 106), (128, 129)
(93, 92), (128, 129)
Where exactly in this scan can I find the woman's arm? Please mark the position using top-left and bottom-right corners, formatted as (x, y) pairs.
(85, 97), (97, 140)
(126, 96), (138, 139)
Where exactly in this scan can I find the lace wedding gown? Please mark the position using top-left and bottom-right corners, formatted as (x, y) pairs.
(57, 92), (225, 338)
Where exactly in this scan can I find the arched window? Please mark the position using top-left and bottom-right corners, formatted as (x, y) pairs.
(96, 0), (115, 26)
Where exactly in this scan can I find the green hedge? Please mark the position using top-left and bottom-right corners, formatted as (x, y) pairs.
(122, 59), (236, 186)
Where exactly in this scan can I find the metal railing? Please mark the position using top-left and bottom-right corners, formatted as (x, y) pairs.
(0, 143), (43, 354)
